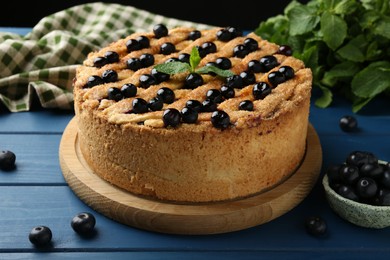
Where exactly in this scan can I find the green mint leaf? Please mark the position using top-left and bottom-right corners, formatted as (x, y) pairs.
(374, 16), (390, 39)
(154, 62), (191, 75)
(315, 85), (333, 108)
(351, 61), (390, 98)
(336, 35), (367, 62)
(352, 96), (373, 113)
(321, 61), (360, 87)
(321, 11), (347, 50)
(195, 65), (234, 78)
(190, 46), (201, 72)
(334, 0), (358, 14)
(287, 4), (320, 36)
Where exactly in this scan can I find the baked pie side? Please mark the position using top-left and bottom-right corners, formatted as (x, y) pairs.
(73, 25), (312, 202)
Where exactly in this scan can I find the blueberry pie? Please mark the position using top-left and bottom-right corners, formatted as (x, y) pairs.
(73, 25), (312, 202)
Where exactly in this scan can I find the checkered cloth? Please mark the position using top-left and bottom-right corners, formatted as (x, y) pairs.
(0, 2), (211, 112)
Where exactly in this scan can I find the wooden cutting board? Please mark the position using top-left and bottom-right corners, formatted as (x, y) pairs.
(59, 117), (322, 235)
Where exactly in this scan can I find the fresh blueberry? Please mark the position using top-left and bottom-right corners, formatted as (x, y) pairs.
(139, 53), (155, 68)
(139, 74), (157, 88)
(126, 39), (141, 52)
(102, 69), (118, 83)
(121, 83), (137, 98)
(337, 185), (359, 201)
(339, 115), (358, 132)
(233, 44), (249, 58)
(148, 97), (164, 111)
(136, 36), (150, 49)
(253, 82), (272, 100)
(85, 75), (104, 88)
(276, 45), (293, 56)
(339, 164), (360, 185)
(104, 51), (119, 63)
(160, 42), (176, 55)
(201, 99), (218, 112)
(93, 56), (108, 67)
(178, 53), (190, 63)
(247, 60), (262, 73)
(29, 226), (52, 247)
(131, 98), (149, 114)
(107, 87), (123, 101)
(240, 71), (256, 86)
(211, 110), (230, 129)
(239, 100), (254, 111)
(206, 89), (223, 103)
(181, 107), (198, 123)
(185, 100), (202, 112)
(153, 24), (168, 38)
(151, 68), (170, 83)
(0, 150), (16, 170)
(226, 75), (244, 89)
(188, 30), (201, 40)
(220, 85), (235, 99)
(185, 73), (203, 89)
(356, 177), (378, 199)
(305, 216), (327, 237)
(244, 37), (258, 52)
(71, 212), (96, 235)
(259, 55), (279, 72)
(278, 66), (294, 80)
(126, 58), (142, 71)
(215, 57), (232, 70)
(216, 28), (232, 42)
(163, 108), (181, 127)
(268, 71), (285, 87)
(156, 87), (175, 104)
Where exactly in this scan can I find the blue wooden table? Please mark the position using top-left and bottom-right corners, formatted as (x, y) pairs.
(1, 28), (390, 260)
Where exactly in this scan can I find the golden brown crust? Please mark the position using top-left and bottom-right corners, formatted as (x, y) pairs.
(73, 26), (312, 202)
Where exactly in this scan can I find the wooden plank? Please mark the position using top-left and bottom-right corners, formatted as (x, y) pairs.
(1, 251), (390, 260)
(2, 186), (390, 251)
(0, 134), (66, 184)
(0, 110), (74, 134)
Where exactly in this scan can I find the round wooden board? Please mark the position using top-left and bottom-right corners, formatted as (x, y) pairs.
(59, 117), (322, 235)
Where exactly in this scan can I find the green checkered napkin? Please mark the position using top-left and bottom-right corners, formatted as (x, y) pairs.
(0, 2), (211, 112)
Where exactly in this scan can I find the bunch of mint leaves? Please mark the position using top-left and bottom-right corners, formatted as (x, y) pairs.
(255, 0), (390, 112)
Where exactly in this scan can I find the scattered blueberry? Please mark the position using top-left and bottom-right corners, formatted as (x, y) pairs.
(305, 216), (327, 237)
(243, 37), (258, 52)
(215, 57), (232, 70)
(29, 226), (52, 247)
(0, 150), (16, 170)
(139, 53), (155, 67)
(268, 71), (285, 87)
(151, 68), (170, 83)
(233, 44), (249, 58)
(259, 55), (279, 72)
(126, 38), (141, 52)
(201, 99), (218, 112)
(71, 212), (96, 235)
(135, 36), (150, 49)
(126, 58), (142, 71)
(178, 53), (190, 63)
(339, 115), (358, 132)
(206, 89), (223, 103)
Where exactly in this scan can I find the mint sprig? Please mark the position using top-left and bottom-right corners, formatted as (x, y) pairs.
(254, 0), (390, 112)
(154, 46), (234, 77)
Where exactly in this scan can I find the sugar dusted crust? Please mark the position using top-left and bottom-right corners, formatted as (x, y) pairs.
(73, 26), (312, 202)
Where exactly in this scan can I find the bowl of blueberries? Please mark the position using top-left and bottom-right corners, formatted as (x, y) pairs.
(322, 150), (390, 229)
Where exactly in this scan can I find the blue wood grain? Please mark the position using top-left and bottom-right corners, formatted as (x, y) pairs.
(1, 186), (390, 252)
(0, 134), (66, 184)
(0, 110), (74, 134)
